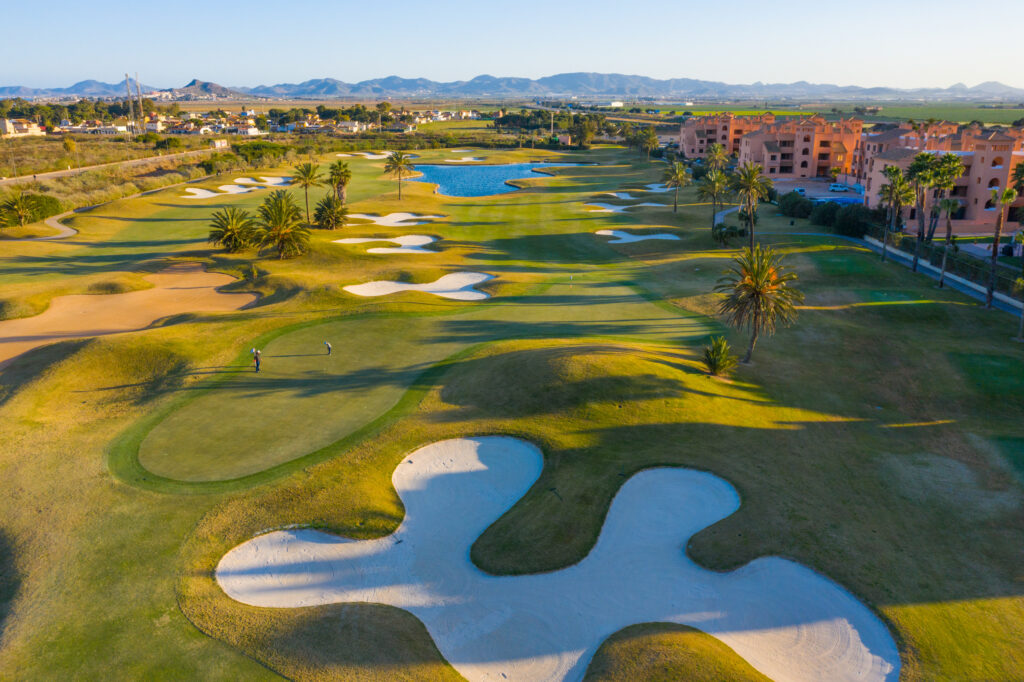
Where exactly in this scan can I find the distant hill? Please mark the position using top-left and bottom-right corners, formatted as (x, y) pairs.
(4, 73), (1024, 101)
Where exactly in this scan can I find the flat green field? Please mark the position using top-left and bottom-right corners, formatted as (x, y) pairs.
(1, 144), (1023, 681)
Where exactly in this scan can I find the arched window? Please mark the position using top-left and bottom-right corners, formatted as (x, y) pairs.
(800, 160), (808, 168)
(988, 178), (1001, 188)
(985, 198), (995, 209)
(992, 156), (1004, 167)
(801, 148), (810, 155)
(803, 135), (811, 142)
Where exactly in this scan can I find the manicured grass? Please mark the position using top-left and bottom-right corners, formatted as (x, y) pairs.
(583, 622), (770, 681)
(2, 144), (1024, 682)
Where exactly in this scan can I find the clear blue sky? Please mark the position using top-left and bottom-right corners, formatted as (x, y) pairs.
(3, 0), (1022, 89)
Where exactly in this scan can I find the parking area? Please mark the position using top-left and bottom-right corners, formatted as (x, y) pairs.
(773, 177), (864, 201)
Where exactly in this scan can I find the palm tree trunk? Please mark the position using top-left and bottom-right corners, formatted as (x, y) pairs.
(747, 199), (755, 250)
(398, 173), (403, 200)
(938, 214), (953, 288)
(710, 197), (716, 231)
(911, 195), (924, 272)
(987, 209), (1005, 308)
(340, 183), (348, 205)
(674, 187), (678, 212)
(304, 189), (310, 225)
(743, 311), (759, 363)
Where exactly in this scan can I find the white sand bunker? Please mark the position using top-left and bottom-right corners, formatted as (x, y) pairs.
(344, 272), (493, 300)
(349, 212), (445, 227)
(584, 202), (666, 213)
(600, 191), (642, 200)
(334, 235), (438, 254)
(217, 437), (899, 682)
(337, 151), (419, 160)
(449, 148), (473, 152)
(596, 229), (680, 244)
(447, 157), (485, 163)
(234, 176), (291, 186)
(0, 263), (256, 367)
(182, 185), (254, 199)
(643, 182), (671, 192)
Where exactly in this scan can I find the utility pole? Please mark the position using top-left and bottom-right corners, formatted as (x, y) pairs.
(135, 73), (146, 132)
(124, 73), (136, 138)
(550, 110), (554, 137)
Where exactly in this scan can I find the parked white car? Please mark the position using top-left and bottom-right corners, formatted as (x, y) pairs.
(828, 183), (848, 192)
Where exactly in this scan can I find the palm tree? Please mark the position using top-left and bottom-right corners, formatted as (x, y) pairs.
(705, 143), (729, 172)
(0, 192), (39, 228)
(639, 127), (659, 159)
(313, 194), (348, 230)
(986, 187), (1018, 308)
(715, 244), (804, 363)
(207, 207), (255, 252)
(291, 162), (322, 225)
(731, 162), (773, 249)
(905, 153), (939, 272)
(1014, 277), (1024, 341)
(697, 169), (731, 231)
(878, 166), (914, 263)
(327, 160), (352, 204)
(254, 190), (310, 259)
(1012, 163), (1024, 194)
(926, 153), (966, 241)
(662, 162), (692, 212)
(384, 151), (415, 200)
(936, 197), (961, 288)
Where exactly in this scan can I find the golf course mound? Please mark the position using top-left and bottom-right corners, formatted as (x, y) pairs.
(348, 212), (446, 226)
(217, 436), (900, 682)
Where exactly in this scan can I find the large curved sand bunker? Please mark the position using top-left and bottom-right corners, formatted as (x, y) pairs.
(334, 235), (439, 254)
(344, 272), (493, 300)
(217, 437), (899, 682)
(596, 229), (680, 244)
(0, 263), (256, 367)
(182, 177), (290, 199)
(584, 202), (666, 213)
(349, 212), (445, 227)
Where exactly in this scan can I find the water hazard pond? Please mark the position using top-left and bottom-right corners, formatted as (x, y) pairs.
(411, 162), (579, 197)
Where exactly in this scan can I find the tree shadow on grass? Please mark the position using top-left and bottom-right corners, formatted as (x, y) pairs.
(0, 529), (20, 642)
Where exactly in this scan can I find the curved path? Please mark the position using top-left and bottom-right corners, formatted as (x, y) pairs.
(217, 436), (900, 682)
(0, 262), (256, 368)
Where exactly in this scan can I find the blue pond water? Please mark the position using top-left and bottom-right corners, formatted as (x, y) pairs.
(410, 162), (571, 197)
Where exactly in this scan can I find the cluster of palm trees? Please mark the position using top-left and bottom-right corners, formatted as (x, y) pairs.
(618, 122), (660, 158)
(693, 143), (774, 250)
(207, 159), (354, 259)
(878, 151), (1018, 308)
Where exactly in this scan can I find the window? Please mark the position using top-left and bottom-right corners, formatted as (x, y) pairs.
(818, 153), (830, 161)
(819, 141), (831, 148)
(770, 155), (777, 161)
(801, 148), (810, 155)
(769, 168), (776, 174)
(781, 153), (793, 161)
(803, 135), (811, 142)
(992, 156), (1004, 167)
(988, 178), (1000, 188)
(800, 160), (808, 168)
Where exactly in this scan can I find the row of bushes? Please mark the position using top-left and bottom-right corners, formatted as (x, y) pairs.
(777, 191), (882, 238)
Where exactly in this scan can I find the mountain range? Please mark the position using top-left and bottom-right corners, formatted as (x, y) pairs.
(3, 73), (1024, 101)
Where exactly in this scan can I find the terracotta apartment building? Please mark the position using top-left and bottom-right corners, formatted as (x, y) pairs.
(680, 112), (1024, 228)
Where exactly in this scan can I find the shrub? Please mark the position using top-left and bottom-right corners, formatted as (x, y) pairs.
(155, 137), (183, 150)
(26, 193), (63, 220)
(691, 165), (708, 181)
(712, 223), (746, 247)
(810, 200), (841, 227)
(136, 132), (160, 144)
(702, 336), (738, 377)
(778, 191), (813, 218)
(833, 204), (874, 238)
(737, 207), (759, 225)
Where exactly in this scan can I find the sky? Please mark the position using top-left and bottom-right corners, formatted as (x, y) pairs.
(3, 0), (1022, 90)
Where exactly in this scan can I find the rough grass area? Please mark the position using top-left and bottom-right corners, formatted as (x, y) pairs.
(583, 622), (770, 681)
(1, 144), (1023, 680)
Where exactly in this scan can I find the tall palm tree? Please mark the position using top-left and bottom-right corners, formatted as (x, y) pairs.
(313, 194), (348, 230)
(715, 244), (804, 363)
(731, 162), (773, 249)
(639, 127), (659, 159)
(662, 162), (692, 212)
(697, 169), (731, 231)
(878, 166), (914, 263)
(207, 206), (255, 252)
(705, 143), (729, 172)
(291, 162), (322, 225)
(905, 153), (939, 272)
(327, 160), (352, 204)
(0, 192), (39, 228)
(254, 190), (310, 259)
(986, 187), (1018, 308)
(926, 153), (966, 241)
(936, 197), (961, 288)
(619, 122), (634, 150)
(384, 151), (415, 200)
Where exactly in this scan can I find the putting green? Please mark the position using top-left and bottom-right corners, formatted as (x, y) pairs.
(137, 280), (711, 482)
